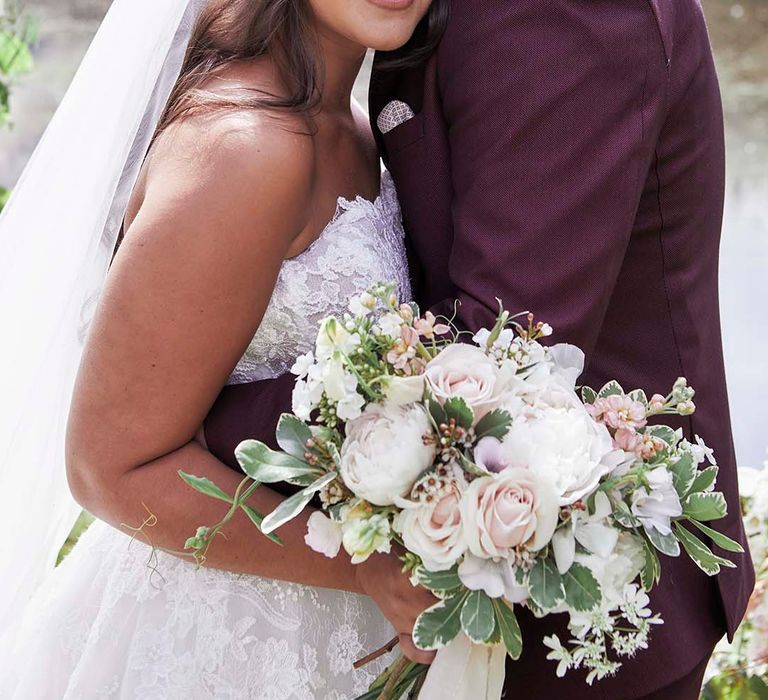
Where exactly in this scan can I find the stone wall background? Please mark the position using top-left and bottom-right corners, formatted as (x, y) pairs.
(1, 0), (766, 465)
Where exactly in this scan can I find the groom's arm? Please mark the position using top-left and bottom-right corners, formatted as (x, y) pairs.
(431, 0), (668, 358)
(204, 373), (294, 470)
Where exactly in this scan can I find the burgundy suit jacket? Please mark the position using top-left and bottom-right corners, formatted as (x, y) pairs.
(205, 0), (754, 695)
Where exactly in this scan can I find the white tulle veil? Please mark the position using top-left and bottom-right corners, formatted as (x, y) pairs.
(0, 0), (206, 640)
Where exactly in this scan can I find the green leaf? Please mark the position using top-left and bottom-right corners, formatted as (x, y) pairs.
(645, 425), (677, 448)
(674, 522), (736, 576)
(178, 471), (233, 504)
(646, 526), (681, 557)
(688, 519), (744, 554)
(235, 440), (321, 486)
(460, 590), (496, 643)
(597, 380), (624, 399)
(689, 465), (719, 494)
(413, 591), (468, 650)
(0, 31), (34, 75)
(682, 492), (727, 522)
(428, 398), (447, 427)
(613, 499), (641, 529)
(240, 504), (283, 546)
(474, 409), (513, 441)
(492, 599), (523, 660)
(413, 566), (462, 595)
(669, 451), (697, 498)
(444, 397), (474, 430)
(457, 451), (491, 478)
(563, 563), (602, 612)
(0, 186), (10, 212)
(276, 414), (313, 460)
(528, 557), (565, 611)
(260, 472), (337, 534)
(641, 538), (661, 589)
(629, 389), (650, 410)
(580, 386), (598, 405)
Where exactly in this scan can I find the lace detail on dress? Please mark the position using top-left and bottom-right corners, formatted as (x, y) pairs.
(228, 172), (410, 384)
(4, 521), (395, 699)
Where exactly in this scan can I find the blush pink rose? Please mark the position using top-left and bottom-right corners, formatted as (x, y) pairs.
(460, 468), (559, 558)
(425, 345), (508, 422)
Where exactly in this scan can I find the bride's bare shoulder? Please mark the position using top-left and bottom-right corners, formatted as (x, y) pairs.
(127, 59), (314, 228)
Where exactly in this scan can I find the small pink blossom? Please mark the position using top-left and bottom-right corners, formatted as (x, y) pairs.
(414, 312), (451, 340)
(614, 429), (666, 461)
(649, 394), (666, 412)
(587, 395), (647, 432)
(386, 326), (420, 373)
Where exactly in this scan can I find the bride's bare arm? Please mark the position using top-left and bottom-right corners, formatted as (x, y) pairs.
(66, 112), (359, 589)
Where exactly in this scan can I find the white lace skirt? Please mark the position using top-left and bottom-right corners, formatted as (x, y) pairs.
(1, 519), (395, 699)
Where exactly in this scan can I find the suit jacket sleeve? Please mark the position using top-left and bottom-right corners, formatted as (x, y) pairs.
(431, 0), (668, 358)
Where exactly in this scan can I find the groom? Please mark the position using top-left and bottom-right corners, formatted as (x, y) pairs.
(204, 0), (754, 697)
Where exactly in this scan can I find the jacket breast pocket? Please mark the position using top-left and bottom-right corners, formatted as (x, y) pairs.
(381, 113), (425, 158)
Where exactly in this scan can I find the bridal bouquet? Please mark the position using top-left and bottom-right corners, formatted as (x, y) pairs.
(182, 283), (741, 698)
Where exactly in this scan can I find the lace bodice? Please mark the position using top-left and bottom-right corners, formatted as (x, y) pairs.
(228, 172), (411, 384)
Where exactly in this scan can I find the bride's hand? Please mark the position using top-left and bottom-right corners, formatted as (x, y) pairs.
(355, 550), (438, 665)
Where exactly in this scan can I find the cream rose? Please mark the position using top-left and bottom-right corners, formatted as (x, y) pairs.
(461, 467), (558, 558)
(424, 345), (508, 421)
(395, 477), (466, 571)
(339, 403), (435, 506)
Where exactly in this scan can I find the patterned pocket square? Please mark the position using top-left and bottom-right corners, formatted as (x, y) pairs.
(377, 100), (416, 135)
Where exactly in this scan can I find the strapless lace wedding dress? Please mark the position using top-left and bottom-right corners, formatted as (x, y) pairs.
(2, 173), (408, 700)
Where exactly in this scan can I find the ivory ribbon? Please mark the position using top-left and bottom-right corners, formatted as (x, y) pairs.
(417, 634), (506, 699)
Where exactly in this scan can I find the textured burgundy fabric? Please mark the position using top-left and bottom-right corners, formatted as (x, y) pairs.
(205, 0), (754, 695)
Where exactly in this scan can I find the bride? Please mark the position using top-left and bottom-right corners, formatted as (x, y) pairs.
(0, 0), (448, 697)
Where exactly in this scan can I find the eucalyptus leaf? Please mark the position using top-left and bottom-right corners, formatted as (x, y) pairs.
(235, 440), (321, 486)
(682, 492), (727, 522)
(528, 557), (565, 611)
(474, 409), (513, 441)
(260, 472), (337, 534)
(240, 504), (283, 546)
(563, 563), (602, 612)
(178, 471), (233, 504)
(492, 599), (523, 660)
(688, 519), (744, 554)
(276, 414), (313, 460)
(674, 523), (736, 576)
(413, 591), (468, 650)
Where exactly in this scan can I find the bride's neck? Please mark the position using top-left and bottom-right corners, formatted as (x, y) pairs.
(315, 28), (367, 113)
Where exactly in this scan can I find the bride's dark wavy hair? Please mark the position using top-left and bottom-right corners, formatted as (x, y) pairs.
(155, 0), (450, 135)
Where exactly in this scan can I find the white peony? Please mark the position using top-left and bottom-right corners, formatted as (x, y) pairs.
(494, 369), (622, 506)
(305, 512), (343, 559)
(395, 474), (466, 571)
(339, 403), (435, 506)
(425, 344), (510, 422)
